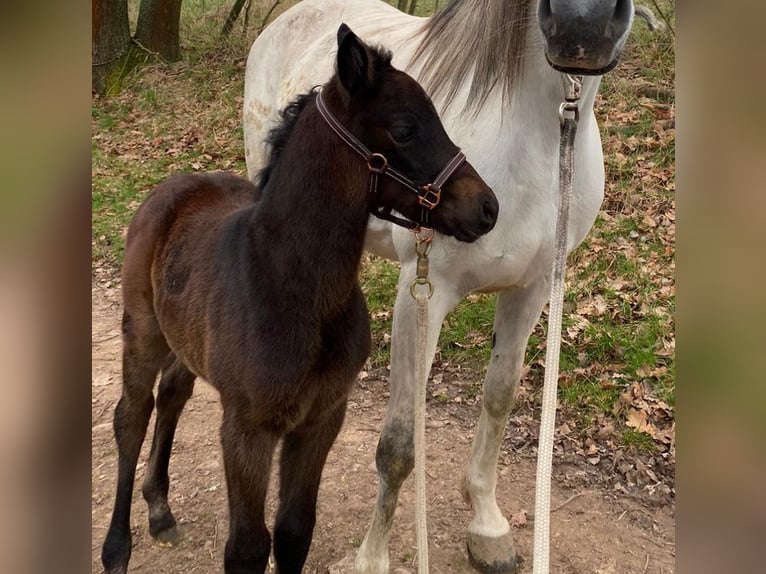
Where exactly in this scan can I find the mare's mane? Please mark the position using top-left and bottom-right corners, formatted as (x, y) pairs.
(411, 0), (534, 112)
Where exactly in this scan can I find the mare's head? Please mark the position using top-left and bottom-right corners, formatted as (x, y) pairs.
(325, 24), (498, 242)
(538, 0), (634, 74)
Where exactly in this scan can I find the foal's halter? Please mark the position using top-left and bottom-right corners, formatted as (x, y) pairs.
(315, 89), (466, 230)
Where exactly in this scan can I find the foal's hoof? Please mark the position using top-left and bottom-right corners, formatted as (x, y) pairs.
(151, 524), (181, 547)
(466, 531), (518, 573)
(149, 507), (182, 547)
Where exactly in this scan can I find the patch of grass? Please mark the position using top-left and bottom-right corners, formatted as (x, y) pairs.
(139, 87), (158, 110)
(384, 0), (438, 17)
(561, 378), (621, 411)
(465, 382), (482, 399)
(438, 294), (496, 368)
(621, 429), (658, 454)
(360, 257), (400, 366)
(359, 259), (497, 371)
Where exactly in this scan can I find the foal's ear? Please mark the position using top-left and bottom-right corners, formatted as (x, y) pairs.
(336, 23), (377, 97)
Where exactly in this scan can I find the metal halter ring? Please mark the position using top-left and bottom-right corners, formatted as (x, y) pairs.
(558, 101), (579, 125)
(410, 276), (434, 299)
(417, 184), (442, 209)
(367, 153), (388, 174)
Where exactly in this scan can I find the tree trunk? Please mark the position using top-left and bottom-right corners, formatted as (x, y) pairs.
(397, 0), (408, 11)
(222, 0), (248, 37)
(92, 0), (131, 95)
(134, 0), (184, 61)
(408, 0), (419, 15)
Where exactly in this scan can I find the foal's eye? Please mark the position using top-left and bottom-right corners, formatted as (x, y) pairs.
(389, 123), (416, 143)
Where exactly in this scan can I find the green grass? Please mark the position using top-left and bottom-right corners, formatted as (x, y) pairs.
(621, 429), (658, 453)
(360, 257), (496, 369)
(360, 258), (400, 366)
(438, 294), (496, 367)
(366, 289), (496, 400)
(92, 0), (675, 449)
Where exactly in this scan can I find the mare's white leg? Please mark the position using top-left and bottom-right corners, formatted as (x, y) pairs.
(355, 266), (461, 574)
(463, 277), (550, 572)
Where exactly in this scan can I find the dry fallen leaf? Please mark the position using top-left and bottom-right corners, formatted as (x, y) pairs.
(510, 509), (527, 528)
(625, 408), (652, 433)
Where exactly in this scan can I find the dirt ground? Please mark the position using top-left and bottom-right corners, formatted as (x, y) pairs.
(91, 284), (675, 573)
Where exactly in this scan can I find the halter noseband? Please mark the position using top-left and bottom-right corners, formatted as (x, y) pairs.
(315, 89), (466, 231)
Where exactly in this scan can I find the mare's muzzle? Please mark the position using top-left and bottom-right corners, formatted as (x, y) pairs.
(538, 0), (634, 75)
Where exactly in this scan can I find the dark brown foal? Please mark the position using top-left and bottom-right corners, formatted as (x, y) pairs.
(102, 24), (497, 574)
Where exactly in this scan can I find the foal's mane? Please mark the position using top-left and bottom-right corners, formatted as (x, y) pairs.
(411, 0), (534, 113)
(255, 90), (316, 190)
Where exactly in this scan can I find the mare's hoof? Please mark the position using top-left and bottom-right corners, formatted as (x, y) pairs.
(328, 553), (355, 574)
(466, 531), (518, 573)
(151, 524), (181, 547)
(329, 552), (392, 574)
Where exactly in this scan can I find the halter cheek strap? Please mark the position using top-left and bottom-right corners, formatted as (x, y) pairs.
(315, 89), (466, 230)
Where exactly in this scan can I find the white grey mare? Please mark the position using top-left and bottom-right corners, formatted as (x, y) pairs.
(243, 1), (634, 571)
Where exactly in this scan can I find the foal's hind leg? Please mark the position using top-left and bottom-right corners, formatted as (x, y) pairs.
(141, 354), (196, 546)
(463, 279), (550, 573)
(102, 311), (169, 574)
(273, 400), (347, 574)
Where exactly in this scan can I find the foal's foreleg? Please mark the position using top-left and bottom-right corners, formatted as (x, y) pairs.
(463, 279), (550, 572)
(356, 278), (458, 574)
(141, 355), (195, 546)
(273, 400), (347, 574)
(102, 312), (169, 574)
(220, 408), (277, 574)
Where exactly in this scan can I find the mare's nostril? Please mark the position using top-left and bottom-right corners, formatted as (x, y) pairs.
(614, 0), (633, 22)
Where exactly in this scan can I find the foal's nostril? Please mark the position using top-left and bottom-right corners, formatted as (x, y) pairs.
(481, 197), (499, 227)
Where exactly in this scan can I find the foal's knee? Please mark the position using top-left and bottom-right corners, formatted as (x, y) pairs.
(376, 418), (414, 487)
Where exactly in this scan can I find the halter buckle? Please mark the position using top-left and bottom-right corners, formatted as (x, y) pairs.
(417, 184), (441, 209)
(367, 153), (388, 174)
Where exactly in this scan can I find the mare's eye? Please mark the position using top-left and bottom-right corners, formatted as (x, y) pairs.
(389, 123), (416, 143)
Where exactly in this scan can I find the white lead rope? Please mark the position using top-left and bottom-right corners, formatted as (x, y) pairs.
(409, 75), (581, 574)
(532, 75), (581, 574)
(414, 292), (430, 573)
(411, 228), (434, 574)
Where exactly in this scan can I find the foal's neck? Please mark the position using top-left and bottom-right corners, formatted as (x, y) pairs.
(250, 91), (370, 315)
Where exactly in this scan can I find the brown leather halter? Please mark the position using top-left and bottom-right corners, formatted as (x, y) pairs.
(315, 89), (466, 231)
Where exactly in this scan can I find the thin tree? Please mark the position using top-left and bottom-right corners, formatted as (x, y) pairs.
(222, 0), (249, 37)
